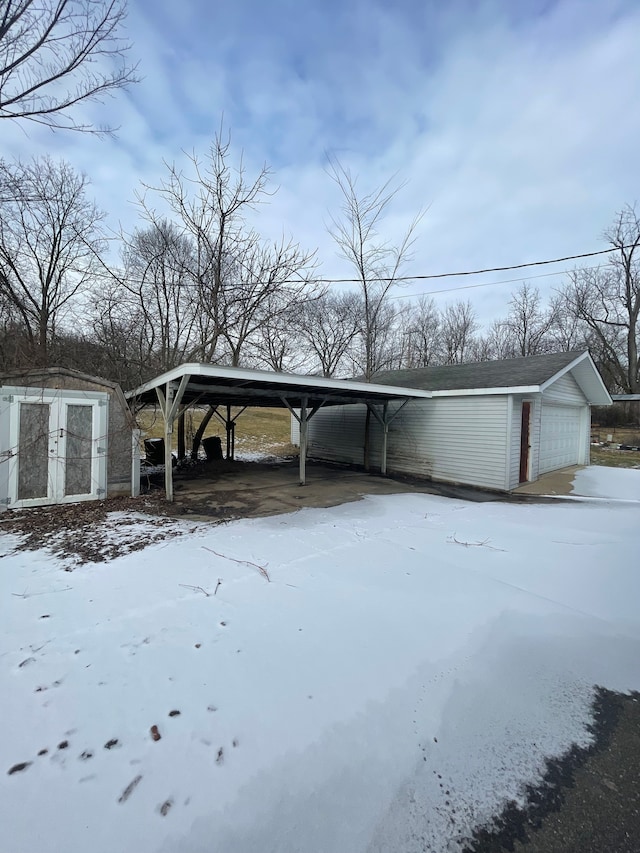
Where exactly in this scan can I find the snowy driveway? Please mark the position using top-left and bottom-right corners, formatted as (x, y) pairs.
(1, 476), (639, 852)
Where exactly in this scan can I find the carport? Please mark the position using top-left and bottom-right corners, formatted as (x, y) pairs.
(125, 364), (431, 501)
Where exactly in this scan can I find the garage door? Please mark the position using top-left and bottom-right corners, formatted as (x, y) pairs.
(539, 404), (582, 474)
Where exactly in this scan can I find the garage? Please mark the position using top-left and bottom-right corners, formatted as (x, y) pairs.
(296, 350), (612, 492)
(539, 404), (583, 474)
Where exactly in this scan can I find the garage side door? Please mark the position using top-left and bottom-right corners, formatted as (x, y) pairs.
(539, 404), (581, 474)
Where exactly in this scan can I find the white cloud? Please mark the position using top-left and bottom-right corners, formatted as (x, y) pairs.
(3, 0), (639, 327)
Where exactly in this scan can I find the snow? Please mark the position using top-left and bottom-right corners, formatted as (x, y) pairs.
(572, 465), (640, 500)
(1, 481), (639, 852)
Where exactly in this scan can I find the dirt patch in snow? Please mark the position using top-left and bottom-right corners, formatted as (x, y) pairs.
(0, 496), (205, 565)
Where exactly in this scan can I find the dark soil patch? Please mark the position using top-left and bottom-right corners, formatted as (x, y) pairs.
(0, 495), (204, 563)
(463, 688), (640, 853)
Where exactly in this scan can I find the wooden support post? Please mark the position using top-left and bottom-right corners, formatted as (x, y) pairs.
(226, 404), (232, 460)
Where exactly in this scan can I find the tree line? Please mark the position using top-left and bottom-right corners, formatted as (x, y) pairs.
(0, 2), (637, 394)
(0, 142), (638, 394)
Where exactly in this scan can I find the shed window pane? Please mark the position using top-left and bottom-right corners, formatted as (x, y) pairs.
(18, 403), (50, 500)
(65, 405), (93, 496)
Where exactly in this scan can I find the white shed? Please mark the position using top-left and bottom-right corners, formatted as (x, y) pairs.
(299, 351), (612, 492)
(0, 367), (138, 511)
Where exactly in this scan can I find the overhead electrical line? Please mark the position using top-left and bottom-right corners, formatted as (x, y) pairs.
(311, 245), (624, 285)
(87, 243), (628, 294)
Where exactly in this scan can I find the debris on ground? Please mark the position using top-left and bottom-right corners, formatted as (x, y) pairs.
(0, 496), (203, 563)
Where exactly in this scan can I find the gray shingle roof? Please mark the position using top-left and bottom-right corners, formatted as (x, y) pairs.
(371, 350), (587, 392)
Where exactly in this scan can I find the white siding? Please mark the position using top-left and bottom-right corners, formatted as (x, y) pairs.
(529, 396), (542, 481)
(0, 392), (11, 510)
(308, 396), (510, 491)
(307, 404), (368, 467)
(539, 372), (590, 474)
(543, 372), (587, 405)
(290, 412), (300, 446)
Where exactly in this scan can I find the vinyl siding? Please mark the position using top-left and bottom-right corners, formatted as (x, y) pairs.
(307, 405), (368, 467)
(307, 396), (510, 490)
(291, 413), (300, 445)
(541, 372), (590, 472)
(529, 396), (542, 481)
(542, 372), (587, 405)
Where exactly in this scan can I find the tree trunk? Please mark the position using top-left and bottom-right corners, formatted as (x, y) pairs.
(177, 411), (186, 459)
(190, 406), (217, 460)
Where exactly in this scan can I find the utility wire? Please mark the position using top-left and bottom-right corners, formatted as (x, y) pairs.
(389, 263), (605, 300)
(311, 245), (625, 285)
(88, 244), (629, 293)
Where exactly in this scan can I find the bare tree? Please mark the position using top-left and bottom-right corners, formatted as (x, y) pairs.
(0, 156), (105, 366)
(558, 205), (640, 392)
(547, 291), (587, 352)
(504, 283), (556, 356)
(474, 319), (516, 361)
(327, 157), (422, 379)
(400, 295), (441, 367)
(218, 235), (317, 367)
(253, 302), (308, 373)
(0, 0), (138, 133)
(441, 300), (477, 364)
(137, 128), (318, 367)
(115, 220), (200, 371)
(296, 291), (361, 377)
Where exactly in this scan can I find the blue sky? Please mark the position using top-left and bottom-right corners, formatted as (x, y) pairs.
(6, 0), (640, 325)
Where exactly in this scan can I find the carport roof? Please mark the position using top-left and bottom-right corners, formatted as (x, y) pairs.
(125, 363), (433, 408)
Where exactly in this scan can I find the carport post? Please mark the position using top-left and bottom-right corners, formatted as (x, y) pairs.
(299, 397), (308, 485)
(366, 399), (410, 477)
(282, 397), (325, 485)
(156, 374), (190, 502)
(155, 383), (173, 501)
(380, 402), (389, 475)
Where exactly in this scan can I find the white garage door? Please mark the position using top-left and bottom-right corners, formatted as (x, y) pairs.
(539, 404), (582, 474)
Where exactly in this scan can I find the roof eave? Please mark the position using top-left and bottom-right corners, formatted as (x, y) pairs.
(431, 385), (541, 397)
(539, 351), (612, 405)
(125, 363), (433, 403)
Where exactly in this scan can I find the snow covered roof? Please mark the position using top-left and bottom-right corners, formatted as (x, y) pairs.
(372, 350), (612, 405)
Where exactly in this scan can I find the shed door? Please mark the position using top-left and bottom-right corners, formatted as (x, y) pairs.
(8, 395), (107, 508)
(539, 404), (581, 474)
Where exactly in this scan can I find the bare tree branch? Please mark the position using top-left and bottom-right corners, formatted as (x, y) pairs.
(0, 0), (139, 134)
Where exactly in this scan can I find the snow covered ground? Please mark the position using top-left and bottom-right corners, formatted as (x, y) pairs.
(1, 468), (639, 853)
(572, 464), (640, 501)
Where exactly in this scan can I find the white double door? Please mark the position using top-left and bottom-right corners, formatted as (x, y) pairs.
(7, 390), (108, 508)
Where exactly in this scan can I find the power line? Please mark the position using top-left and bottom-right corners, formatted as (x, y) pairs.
(313, 245), (624, 285)
(86, 243), (629, 291)
(389, 263), (605, 300)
